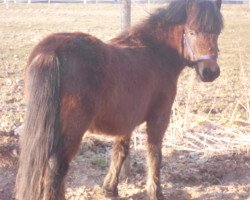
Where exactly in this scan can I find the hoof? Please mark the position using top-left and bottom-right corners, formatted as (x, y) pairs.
(102, 187), (118, 198)
(148, 194), (166, 200)
(147, 188), (165, 200)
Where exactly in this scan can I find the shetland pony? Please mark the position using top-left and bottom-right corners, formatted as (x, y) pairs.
(16, 0), (223, 199)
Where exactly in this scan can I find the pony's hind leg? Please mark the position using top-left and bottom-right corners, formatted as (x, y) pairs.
(43, 101), (94, 200)
(43, 130), (90, 200)
(43, 146), (68, 200)
(102, 135), (131, 197)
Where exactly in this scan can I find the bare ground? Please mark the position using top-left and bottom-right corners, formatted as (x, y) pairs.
(0, 3), (250, 200)
(1, 132), (250, 200)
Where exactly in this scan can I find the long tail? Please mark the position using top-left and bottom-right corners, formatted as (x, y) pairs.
(16, 53), (61, 200)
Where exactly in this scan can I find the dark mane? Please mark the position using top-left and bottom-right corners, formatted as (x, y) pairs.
(149, 1), (187, 27)
(189, 0), (224, 34)
(149, 0), (223, 33)
(112, 0), (223, 44)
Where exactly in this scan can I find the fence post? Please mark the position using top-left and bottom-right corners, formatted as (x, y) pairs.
(4, 0), (9, 9)
(120, 0), (131, 180)
(120, 0), (131, 31)
(148, 0), (150, 11)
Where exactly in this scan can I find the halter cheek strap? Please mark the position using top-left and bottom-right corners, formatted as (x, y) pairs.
(183, 33), (217, 66)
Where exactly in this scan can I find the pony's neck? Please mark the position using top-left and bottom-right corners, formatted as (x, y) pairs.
(111, 23), (185, 70)
(140, 23), (186, 70)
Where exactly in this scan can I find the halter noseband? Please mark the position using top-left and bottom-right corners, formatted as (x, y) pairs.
(182, 33), (217, 67)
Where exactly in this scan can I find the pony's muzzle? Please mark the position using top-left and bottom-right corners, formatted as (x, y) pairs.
(196, 60), (220, 82)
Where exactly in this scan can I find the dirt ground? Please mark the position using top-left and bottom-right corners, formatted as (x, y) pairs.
(1, 132), (250, 200)
(0, 3), (250, 200)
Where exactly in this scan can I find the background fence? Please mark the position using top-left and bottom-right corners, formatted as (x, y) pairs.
(1, 0), (250, 4)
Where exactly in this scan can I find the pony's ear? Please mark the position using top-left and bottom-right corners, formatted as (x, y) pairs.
(215, 0), (222, 10)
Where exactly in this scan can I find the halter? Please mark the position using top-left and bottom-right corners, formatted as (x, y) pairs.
(182, 33), (217, 67)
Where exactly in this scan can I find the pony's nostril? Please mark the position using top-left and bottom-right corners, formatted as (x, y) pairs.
(202, 68), (213, 80)
(202, 67), (220, 81)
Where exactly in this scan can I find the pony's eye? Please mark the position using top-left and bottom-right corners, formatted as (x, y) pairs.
(189, 31), (196, 36)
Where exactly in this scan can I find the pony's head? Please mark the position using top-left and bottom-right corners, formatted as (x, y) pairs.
(183, 0), (223, 82)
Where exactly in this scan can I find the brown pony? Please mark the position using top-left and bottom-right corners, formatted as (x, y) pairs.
(16, 0), (223, 199)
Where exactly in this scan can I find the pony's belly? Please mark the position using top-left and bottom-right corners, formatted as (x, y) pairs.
(89, 114), (142, 136)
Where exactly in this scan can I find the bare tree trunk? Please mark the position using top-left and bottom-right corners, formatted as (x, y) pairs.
(120, 0), (131, 31)
(120, 0), (131, 180)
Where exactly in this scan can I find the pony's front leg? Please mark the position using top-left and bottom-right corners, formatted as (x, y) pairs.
(146, 141), (164, 200)
(102, 135), (130, 197)
(146, 117), (168, 200)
